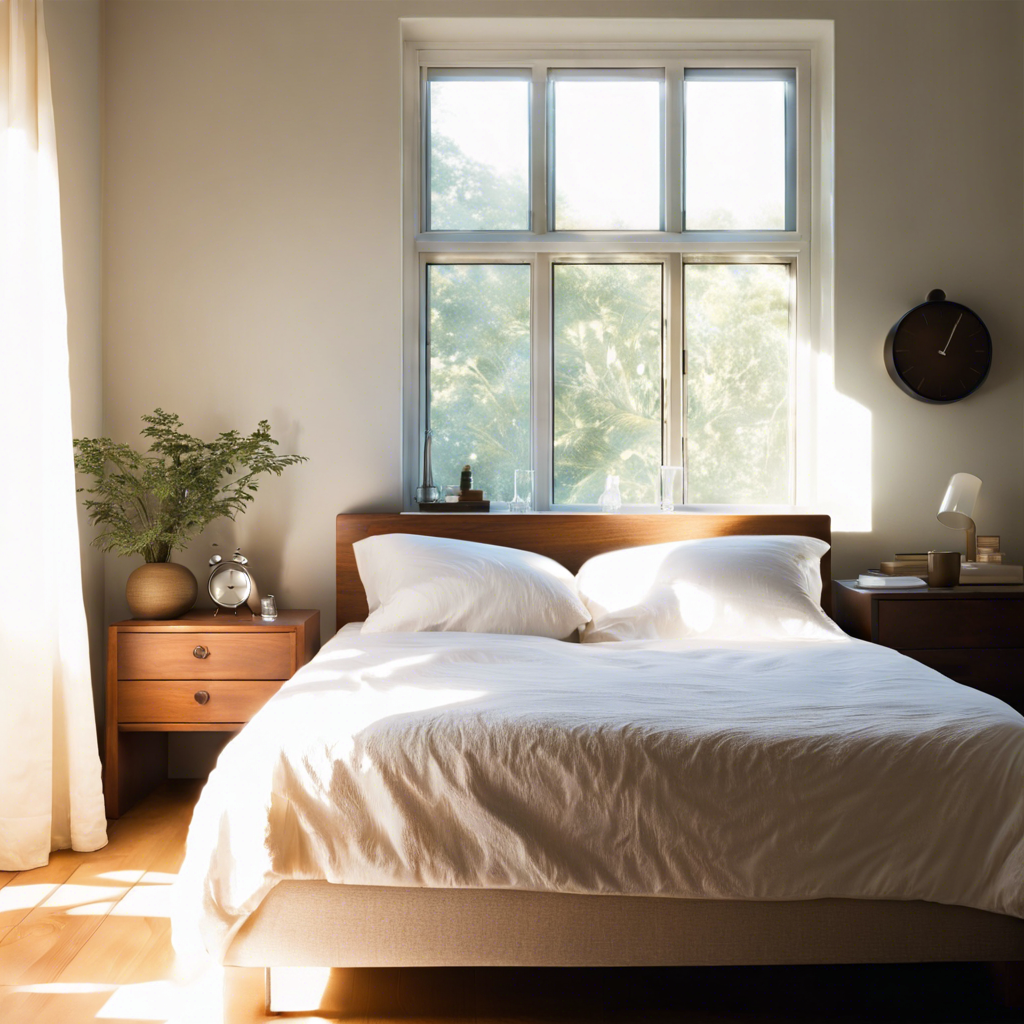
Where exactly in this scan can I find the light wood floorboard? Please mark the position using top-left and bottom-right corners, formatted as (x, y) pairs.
(0, 783), (1015, 1024)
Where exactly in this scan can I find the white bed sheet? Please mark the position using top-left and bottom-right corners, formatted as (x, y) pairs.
(172, 630), (1024, 959)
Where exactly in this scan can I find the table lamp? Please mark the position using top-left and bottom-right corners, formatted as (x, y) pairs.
(937, 472), (982, 562)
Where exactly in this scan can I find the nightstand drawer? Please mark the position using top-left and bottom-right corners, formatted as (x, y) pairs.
(118, 631), (294, 680)
(902, 649), (1024, 710)
(876, 599), (1024, 650)
(117, 678), (283, 723)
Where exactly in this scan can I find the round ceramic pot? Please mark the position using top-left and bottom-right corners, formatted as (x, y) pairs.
(125, 562), (198, 619)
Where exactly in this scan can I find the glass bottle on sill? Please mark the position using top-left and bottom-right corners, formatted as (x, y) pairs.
(599, 475), (622, 514)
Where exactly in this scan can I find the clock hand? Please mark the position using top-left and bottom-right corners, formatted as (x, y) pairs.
(938, 312), (963, 356)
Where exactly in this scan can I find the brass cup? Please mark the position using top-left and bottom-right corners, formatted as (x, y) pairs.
(927, 550), (961, 588)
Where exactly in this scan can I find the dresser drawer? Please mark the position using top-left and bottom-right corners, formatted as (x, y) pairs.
(876, 599), (1024, 650)
(117, 631), (295, 680)
(117, 678), (283, 723)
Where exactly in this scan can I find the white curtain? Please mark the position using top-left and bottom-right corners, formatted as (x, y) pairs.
(0, 0), (107, 869)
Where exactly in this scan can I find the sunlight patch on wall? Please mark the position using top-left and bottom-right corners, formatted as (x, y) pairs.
(815, 353), (872, 533)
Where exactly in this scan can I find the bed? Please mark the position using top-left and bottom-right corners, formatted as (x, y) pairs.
(173, 513), (1024, 1014)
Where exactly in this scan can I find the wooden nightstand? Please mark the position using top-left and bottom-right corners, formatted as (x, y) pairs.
(833, 581), (1024, 711)
(105, 609), (320, 817)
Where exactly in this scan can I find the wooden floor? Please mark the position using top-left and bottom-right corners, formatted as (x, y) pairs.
(0, 783), (1015, 1024)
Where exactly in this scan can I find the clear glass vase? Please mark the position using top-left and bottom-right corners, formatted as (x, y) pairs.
(512, 469), (534, 513)
(660, 464), (684, 512)
(599, 474), (622, 513)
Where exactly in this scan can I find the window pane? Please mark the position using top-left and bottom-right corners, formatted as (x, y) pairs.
(685, 74), (790, 230)
(553, 264), (663, 505)
(552, 73), (663, 230)
(685, 264), (791, 503)
(427, 72), (530, 231)
(427, 264), (531, 502)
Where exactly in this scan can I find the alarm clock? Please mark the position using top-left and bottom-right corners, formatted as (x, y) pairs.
(208, 547), (261, 615)
(884, 289), (992, 404)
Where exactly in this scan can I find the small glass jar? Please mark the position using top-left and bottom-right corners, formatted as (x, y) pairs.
(260, 594), (278, 620)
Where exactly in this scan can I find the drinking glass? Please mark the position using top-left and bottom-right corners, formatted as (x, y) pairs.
(660, 465), (684, 512)
(512, 469), (534, 513)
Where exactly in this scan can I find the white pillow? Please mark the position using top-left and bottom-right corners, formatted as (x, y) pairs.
(576, 534), (841, 643)
(355, 534), (591, 638)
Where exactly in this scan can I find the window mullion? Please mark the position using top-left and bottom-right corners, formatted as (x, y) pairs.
(665, 63), (683, 235)
(533, 253), (553, 510)
(666, 253), (684, 488)
(531, 65), (547, 235)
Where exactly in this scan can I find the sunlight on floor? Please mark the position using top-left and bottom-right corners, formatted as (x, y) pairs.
(13, 982), (114, 994)
(0, 884), (65, 915)
(107, 881), (174, 917)
(10, 963), (228, 1024)
(98, 871), (178, 885)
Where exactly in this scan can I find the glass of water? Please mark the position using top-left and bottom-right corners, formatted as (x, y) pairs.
(660, 465), (684, 512)
(512, 469), (534, 513)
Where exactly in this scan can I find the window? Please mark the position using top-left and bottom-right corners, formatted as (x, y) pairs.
(406, 49), (812, 510)
(683, 70), (795, 231)
(553, 262), (664, 505)
(426, 263), (531, 502)
(550, 70), (664, 231)
(426, 70), (531, 231)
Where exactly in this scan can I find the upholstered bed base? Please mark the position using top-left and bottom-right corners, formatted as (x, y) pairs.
(227, 882), (1024, 968)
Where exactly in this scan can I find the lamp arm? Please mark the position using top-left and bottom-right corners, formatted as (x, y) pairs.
(965, 519), (977, 562)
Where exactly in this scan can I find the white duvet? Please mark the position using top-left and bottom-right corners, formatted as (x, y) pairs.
(173, 629), (1024, 959)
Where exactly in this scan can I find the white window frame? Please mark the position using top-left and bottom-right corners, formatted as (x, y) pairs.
(402, 38), (828, 512)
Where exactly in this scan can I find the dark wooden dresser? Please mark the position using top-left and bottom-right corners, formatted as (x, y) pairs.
(105, 609), (320, 817)
(833, 581), (1024, 712)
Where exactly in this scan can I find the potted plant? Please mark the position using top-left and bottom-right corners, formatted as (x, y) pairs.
(74, 409), (306, 619)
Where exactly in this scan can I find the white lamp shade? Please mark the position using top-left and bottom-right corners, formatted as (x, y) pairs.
(937, 473), (982, 529)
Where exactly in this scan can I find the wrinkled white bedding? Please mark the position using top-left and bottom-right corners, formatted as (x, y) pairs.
(172, 630), (1024, 959)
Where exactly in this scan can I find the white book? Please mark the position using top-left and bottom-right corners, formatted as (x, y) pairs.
(857, 574), (927, 589)
(959, 562), (1024, 585)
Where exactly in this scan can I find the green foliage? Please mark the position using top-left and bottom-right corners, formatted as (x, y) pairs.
(553, 264), (662, 505)
(429, 134), (529, 231)
(685, 264), (790, 504)
(428, 264), (531, 503)
(74, 410), (307, 562)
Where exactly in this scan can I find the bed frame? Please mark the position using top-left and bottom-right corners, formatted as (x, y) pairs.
(222, 512), (1024, 1015)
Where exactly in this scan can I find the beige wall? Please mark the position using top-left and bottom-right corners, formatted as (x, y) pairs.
(97, 0), (1024, 633)
(48, 0), (105, 726)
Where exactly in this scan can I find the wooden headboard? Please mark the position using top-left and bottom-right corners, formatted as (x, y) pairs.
(336, 513), (832, 630)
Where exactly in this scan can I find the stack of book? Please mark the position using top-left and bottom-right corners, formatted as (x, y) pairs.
(977, 535), (1004, 564)
(961, 547), (1023, 584)
(879, 552), (930, 576)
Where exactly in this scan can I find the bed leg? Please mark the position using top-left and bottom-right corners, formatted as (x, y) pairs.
(989, 961), (1024, 1010)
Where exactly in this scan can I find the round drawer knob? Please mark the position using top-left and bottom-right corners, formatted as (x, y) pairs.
(192, 645), (209, 659)
(194, 690), (211, 705)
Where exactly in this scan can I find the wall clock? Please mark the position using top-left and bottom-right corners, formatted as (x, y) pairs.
(884, 289), (992, 404)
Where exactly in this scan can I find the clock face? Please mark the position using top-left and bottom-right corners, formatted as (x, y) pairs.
(210, 565), (251, 607)
(884, 300), (992, 404)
